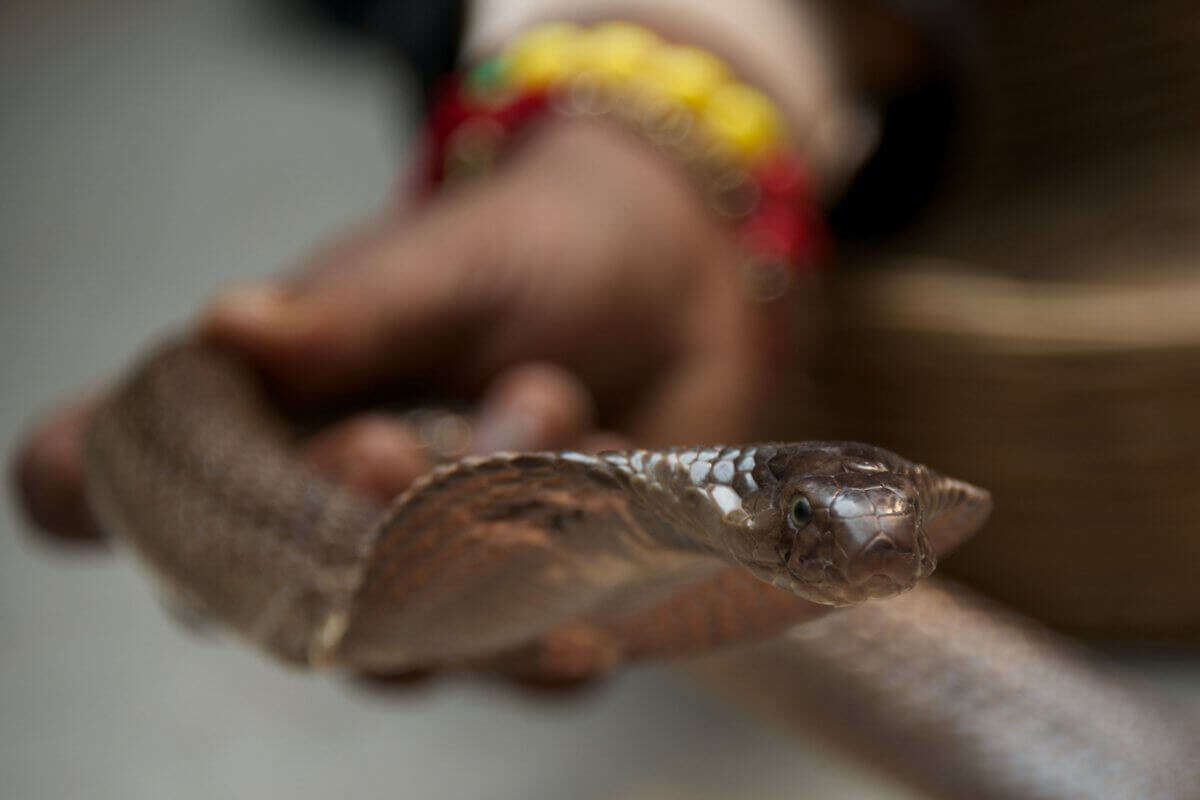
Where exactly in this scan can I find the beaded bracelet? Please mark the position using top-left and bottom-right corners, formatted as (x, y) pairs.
(419, 21), (828, 300)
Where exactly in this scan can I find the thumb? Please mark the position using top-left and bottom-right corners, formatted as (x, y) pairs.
(201, 195), (506, 399)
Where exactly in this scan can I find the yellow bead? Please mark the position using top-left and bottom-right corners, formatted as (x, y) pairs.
(648, 45), (729, 110)
(621, 69), (672, 107)
(577, 21), (660, 82)
(702, 83), (783, 159)
(505, 22), (583, 89)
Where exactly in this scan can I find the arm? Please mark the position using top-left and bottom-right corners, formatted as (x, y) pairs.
(15, 2), (929, 543)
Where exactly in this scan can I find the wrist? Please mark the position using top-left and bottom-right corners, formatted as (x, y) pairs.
(504, 114), (736, 265)
(419, 18), (832, 308)
(464, 0), (876, 200)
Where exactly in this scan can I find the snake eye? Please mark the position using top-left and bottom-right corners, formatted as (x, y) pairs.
(788, 496), (813, 529)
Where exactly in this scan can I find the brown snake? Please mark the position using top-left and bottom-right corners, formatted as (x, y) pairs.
(83, 340), (1200, 799)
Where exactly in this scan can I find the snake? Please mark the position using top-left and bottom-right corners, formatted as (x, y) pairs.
(82, 339), (1200, 799)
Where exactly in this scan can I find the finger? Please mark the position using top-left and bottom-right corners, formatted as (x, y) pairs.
(11, 391), (105, 543)
(471, 362), (595, 454)
(303, 415), (433, 503)
(201, 194), (505, 400)
(301, 361), (596, 499)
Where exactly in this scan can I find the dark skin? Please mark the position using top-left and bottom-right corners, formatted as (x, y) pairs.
(14, 119), (784, 539)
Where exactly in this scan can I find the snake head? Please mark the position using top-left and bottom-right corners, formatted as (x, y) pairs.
(735, 443), (992, 606)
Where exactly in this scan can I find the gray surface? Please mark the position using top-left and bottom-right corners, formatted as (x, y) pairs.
(0, 3), (912, 798)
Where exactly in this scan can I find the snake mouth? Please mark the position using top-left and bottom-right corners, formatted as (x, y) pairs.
(759, 553), (922, 606)
(744, 539), (932, 606)
(773, 564), (915, 606)
(852, 542), (936, 598)
(849, 529), (936, 579)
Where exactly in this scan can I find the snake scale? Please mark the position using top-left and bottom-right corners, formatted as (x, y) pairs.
(83, 340), (1200, 799)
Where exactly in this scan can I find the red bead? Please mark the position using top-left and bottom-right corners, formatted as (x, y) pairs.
(495, 91), (550, 130)
(742, 201), (802, 254)
(427, 78), (472, 139)
(741, 199), (829, 273)
(752, 153), (809, 200)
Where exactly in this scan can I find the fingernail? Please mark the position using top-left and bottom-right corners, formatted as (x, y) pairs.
(472, 407), (540, 454)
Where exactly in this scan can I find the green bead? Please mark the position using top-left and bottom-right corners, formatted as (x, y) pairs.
(468, 58), (509, 93)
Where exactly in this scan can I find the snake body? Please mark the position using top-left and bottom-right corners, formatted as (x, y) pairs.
(83, 340), (1200, 797)
(692, 580), (1200, 799)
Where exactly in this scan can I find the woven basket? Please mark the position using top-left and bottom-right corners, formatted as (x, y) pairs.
(776, 0), (1200, 639)
(778, 267), (1200, 640)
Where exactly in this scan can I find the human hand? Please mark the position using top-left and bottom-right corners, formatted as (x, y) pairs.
(14, 117), (793, 541)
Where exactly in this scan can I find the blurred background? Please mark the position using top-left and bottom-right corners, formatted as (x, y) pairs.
(4, 1), (1200, 798)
